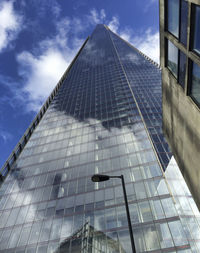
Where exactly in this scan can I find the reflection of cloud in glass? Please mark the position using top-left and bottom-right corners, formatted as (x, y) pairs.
(168, 0), (179, 38)
(168, 41), (178, 64)
(122, 53), (145, 65)
(164, 156), (200, 240)
(0, 107), (158, 249)
(82, 41), (105, 65)
(191, 62), (200, 104)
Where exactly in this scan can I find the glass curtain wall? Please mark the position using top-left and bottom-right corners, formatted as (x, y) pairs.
(0, 25), (200, 253)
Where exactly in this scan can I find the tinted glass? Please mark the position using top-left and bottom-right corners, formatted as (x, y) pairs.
(168, 0), (179, 38)
(178, 51), (187, 88)
(167, 40), (178, 78)
(193, 5), (200, 54)
(191, 62), (200, 105)
(0, 24), (200, 252)
(180, 0), (188, 46)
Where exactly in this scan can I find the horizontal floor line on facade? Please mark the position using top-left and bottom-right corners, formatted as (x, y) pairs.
(0, 208), (180, 234)
(13, 149), (158, 172)
(18, 140), (153, 162)
(1, 176), (168, 205)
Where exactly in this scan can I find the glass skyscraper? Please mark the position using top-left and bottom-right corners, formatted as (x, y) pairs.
(0, 24), (200, 253)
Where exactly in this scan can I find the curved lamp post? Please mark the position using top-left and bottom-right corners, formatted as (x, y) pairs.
(91, 174), (136, 253)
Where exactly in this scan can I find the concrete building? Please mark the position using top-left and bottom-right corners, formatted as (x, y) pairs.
(159, 0), (200, 209)
(0, 24), (200, 252)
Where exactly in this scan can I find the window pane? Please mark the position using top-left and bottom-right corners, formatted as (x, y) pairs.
(168, 220), (188, 246)
(167, 40), (178, 78)
(180, 0), (188, 46)
(178, 51), (187, 88)
(168, 0), (179, 37)
(193, 5), (200, 54)
(191, 62), (200, 105)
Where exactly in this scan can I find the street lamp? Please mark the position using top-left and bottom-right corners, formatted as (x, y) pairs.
(91, 174), (136, 253)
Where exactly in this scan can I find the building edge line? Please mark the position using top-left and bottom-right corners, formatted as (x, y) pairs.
(0, 36), (90, 183)
(106, 27), (176, 204)
(105, 24), (161, 69)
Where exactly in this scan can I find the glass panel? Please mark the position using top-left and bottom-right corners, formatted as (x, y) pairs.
(180, 0), (188, 46)
(138, 201), (153, 222)
(178, 50), (187, 88)
(168, 0), (179, 37)
(8, 227), (22, 248)
(18, 225), (32, 246)
(0, 24), (198, 252)
(191, 61), (200, 105)
(193, 5), (200, 54)
(143, 224), (160, 251)
(28, 222), (42, 244)
(39, 220), (52, 242)
(161, 198), (177, 217)
(156, 223), (174, 248)
(150, 199), (165, 220)
(168, 220), (188, 246)
(50, 218), (62, 240)
(0, 228), (12, 250)
(167, 40), (178, 78)
(133, 227), (146, 252)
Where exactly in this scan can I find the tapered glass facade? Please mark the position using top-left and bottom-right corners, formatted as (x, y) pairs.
(0, 24), (200, 253)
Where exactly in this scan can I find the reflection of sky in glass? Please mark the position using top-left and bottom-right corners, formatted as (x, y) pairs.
(180, 0), (188, 46)
(168, 0), (179, 38)
(178, 50), (186, 88)
(193, 6), (200, 54)
(168, 40), (178, 77)
(165, 156), (200, 246)
(0, 25), (199, 252)
(191, 62), (200, 104)
(110, 31), (172, 170)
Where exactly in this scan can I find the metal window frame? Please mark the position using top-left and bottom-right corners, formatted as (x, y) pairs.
(165, 0), (181, 39)
(188, 60), (200, 107)
(166, 39), (179, 79)
(190, 4), (200, 57)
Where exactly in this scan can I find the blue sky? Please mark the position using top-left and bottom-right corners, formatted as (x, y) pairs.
(0, 0), (159, 168)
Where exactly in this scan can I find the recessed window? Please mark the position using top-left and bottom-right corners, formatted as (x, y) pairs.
(190, 62), (200, 105)
(167, 0), (179, 38)
(180, 0), (188, 46)
(167, 40), (178, 78)
(178, 51), (187, 88)
(193, 5), (200, 55)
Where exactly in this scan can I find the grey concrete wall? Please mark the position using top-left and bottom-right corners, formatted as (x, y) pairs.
(160, 0), (200, 209)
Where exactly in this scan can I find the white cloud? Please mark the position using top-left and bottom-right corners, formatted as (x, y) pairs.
(16, 20), (80, 112)
(14, 9), (109, 113)
(100, 9), (106, 20)
(8, 8), (159, 113)
(107, 16), (119, 33)
(17, 49), (69, 111)
(0, 129), (12, 142)
(131, 29), (160, 63)
(107, 17), (159, 63)
(88, 8), (106, 25)
(144, 0), (158, 13)
(0, 1), (23, 52)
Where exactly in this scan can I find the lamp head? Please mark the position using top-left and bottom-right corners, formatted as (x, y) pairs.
(91, 174), (110, 182)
